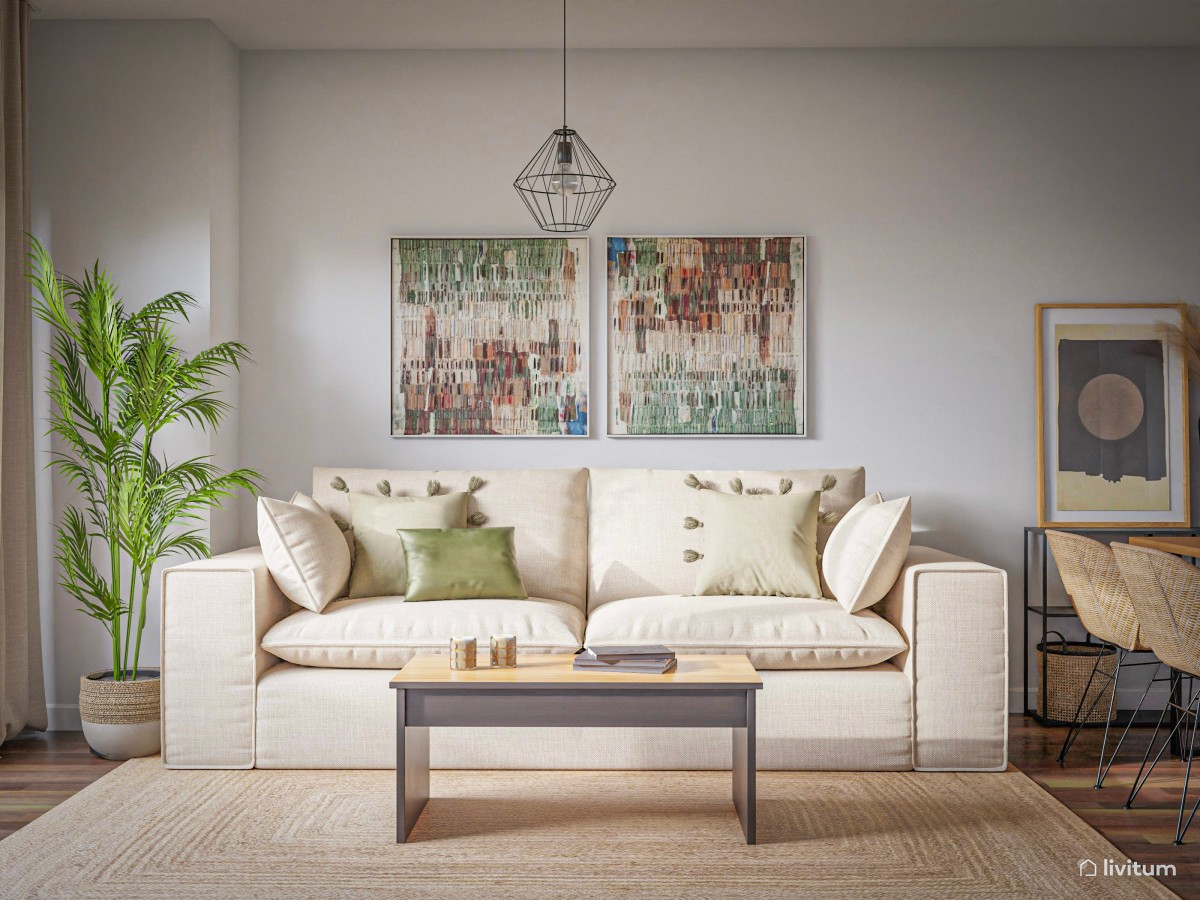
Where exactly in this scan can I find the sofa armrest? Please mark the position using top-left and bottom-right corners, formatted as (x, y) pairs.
(878, 546), (1008, 772)
(161, 547), (291, 768)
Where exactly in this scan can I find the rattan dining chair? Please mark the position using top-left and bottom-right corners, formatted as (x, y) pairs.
(1111, 542), (1200, 845)
(1046, 531), (1163, 788)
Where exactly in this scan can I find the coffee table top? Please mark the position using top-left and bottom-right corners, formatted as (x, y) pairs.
(390, 653), (762, 690)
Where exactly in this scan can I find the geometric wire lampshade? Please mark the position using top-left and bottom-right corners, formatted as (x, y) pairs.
(513, 127), (616, 232)
(513, 0), (615, 232)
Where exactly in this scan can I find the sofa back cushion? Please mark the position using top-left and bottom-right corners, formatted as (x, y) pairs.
(313, 468), (588, 612)
(588, 468), (866, 610)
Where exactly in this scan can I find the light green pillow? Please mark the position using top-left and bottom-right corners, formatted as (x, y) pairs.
(347, 492), (468, 598)
(693, 490), (822, 598)
(397, 527), (528, 602)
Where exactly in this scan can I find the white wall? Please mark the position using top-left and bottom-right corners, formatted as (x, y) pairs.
(28, 27), (1200, 720)
(239, 47), (1200, 710)
(30, 20), (240, 728)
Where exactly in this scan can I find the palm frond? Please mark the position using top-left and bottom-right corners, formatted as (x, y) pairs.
(1157, 304), (1200, 384)
(127, 292), (196, 331)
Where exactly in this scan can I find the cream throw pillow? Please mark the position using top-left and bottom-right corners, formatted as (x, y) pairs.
(257, 492), (351, 613)
(694, 490), (822, 598)
(824, 493), (912, 614)
(347, 492), (468, 599)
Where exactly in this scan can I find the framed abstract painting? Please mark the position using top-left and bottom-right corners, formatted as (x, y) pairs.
(1036, 303), (1191, 527)
(607, 236), (806, 436)
(390, 237), (588, 437)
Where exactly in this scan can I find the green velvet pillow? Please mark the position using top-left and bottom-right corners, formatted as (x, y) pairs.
(397, 527), (528, 602)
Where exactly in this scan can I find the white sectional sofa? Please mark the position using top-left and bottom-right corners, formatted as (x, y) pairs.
(160, 467), (1008, 772)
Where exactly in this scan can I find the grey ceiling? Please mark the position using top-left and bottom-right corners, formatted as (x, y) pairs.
(31, 0), (1200, 50)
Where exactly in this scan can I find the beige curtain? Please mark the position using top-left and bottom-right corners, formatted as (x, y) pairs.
(0, 0), (44, 743)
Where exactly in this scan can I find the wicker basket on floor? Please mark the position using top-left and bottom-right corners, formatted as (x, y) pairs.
(1035, 633), (1117, 725)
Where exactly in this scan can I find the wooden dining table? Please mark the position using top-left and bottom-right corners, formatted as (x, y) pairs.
(1128, 535), (1200, 560)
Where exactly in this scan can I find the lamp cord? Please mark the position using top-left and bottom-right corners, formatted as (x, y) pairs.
(562, 0), (567, 131)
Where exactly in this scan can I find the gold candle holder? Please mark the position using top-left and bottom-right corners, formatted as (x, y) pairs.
(490, 634), (517, 668)
(450, 636), (477, 670)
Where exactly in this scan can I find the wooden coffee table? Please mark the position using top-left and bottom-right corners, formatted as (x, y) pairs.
(390, 653), (763, 844)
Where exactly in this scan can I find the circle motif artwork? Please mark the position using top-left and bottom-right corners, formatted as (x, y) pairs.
(1077, 373), (1144, 441)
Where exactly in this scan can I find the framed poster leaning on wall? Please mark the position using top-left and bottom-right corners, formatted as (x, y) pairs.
(1036, 303), (1190, 527)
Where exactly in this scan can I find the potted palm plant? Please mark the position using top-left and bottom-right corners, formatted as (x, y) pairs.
(29, 239), (259, 759)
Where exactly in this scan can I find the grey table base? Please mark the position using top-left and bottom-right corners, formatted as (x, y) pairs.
(393, 686), (758, 844)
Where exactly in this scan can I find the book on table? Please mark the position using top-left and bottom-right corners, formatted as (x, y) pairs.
(573, 645), (677, 674)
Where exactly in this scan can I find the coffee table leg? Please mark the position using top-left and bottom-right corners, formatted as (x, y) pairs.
(732, 689), (756, 844)
(396, 689), (429, 843)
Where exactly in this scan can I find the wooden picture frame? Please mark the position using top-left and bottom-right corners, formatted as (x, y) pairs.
(1035, 302), (1191, 528)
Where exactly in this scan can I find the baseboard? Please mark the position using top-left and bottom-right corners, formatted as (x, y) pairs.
(47, 703), (82, 731)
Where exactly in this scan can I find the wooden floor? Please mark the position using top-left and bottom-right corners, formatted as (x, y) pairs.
(1014, 714), (1200, 899)
(1, 719), (1197, 896)
(0, 730), (119, 840)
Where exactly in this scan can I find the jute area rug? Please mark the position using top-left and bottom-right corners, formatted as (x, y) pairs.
(0, 759), (1175, 899)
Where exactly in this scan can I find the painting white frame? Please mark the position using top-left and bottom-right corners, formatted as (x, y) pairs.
(389, 236), (589, 438)
(606, 235), (808, 438)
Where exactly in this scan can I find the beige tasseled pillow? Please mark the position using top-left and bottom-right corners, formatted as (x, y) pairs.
(823, 493), (912, 613)
(346, 492), (469, 599)
(693, 490), (823, 598)
(257, 492), (352, 613)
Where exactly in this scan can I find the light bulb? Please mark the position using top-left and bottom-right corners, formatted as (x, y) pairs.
(549, 164), (581, 195)
(549, 138), (582, 195)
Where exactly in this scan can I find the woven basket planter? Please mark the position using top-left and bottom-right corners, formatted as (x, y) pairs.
(1035, 637), (1117, 726)
(79, 670), (161, 760)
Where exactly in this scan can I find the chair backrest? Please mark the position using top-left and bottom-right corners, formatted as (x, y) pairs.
(1046, 531), (1145, 652)
(1111, 542), (1200, 677)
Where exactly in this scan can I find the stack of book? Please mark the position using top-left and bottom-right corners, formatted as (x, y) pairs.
(573, 645), (677, 674)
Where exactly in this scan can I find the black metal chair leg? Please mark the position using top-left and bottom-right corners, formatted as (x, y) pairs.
(1127, 670), (1188, 809)
(1097, 661), (1165, 789)
(1058, 646), (1108, 765)
(1092, 650), (1125, 787)
(1173, 692), (1200, 844)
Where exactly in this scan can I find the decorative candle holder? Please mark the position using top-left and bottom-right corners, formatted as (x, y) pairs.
(450, 636), (477, 670)
(490, 634), (517, 668)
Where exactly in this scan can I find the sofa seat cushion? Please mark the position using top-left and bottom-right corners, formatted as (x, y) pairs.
(262, 595), (584, 668)
(582, 595), (907, 670)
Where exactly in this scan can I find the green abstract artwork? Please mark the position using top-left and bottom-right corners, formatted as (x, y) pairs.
(608, 236), (806, 436)
(391, 237), (588, 437)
